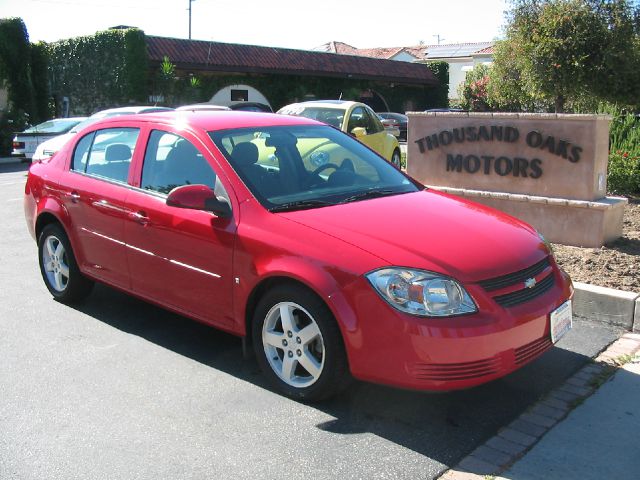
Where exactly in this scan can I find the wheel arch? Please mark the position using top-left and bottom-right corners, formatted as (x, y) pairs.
(242, 272), (358, 364)
(35, 211), (63, 240)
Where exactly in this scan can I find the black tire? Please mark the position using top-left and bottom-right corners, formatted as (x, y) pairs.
(38, 223), (94, 303)
(252, 283), (350, 401)
(391, 149), (401, 168)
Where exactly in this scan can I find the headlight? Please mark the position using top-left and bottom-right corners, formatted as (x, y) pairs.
(366, 268), (477, 317)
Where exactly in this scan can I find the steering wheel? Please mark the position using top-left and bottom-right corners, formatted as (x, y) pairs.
(311, 163), (340, 176)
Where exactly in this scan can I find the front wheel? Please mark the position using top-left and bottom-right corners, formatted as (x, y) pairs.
(38, 223), (94, 303)
(252, 284), (350, 401)
(391, 149), (401, 168)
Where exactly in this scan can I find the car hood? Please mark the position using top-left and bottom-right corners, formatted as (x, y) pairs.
(279, 190), (547, 283)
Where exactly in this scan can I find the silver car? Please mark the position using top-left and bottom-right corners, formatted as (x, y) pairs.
(12, 118), (86, 160)
(31, 106), (173, 162)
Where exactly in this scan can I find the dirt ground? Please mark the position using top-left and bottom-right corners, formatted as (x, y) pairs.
(552, 198), (639, 291)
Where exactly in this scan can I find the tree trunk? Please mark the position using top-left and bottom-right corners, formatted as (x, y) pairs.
(555, 95), (565, 113)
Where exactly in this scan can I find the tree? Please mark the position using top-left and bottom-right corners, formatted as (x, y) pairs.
(0, 18), (36, 119)
(458, 64), (492, 111)
(493, 0), (640, 112)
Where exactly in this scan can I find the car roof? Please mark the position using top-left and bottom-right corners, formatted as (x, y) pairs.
(89, 106), (173, 117)
(282, 100), (361, 110)
(86, 110), (321, 131)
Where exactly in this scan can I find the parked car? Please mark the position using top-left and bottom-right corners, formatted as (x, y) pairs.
(377, 112), (408, 142)
(31, 106), (173, 162)
(176, 103), (231, 111)
(25, 110), (573, 401)
(229, 101), (273, 112)
(12, 117), (86, 160)
(377, 114), (401, 139)
(277, 100), (402, 167)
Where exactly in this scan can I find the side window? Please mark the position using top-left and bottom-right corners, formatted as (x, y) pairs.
(83, 128), (139, 183)
(347, 107), (367, 134)
(141, 130), (224, 198)
(72, 133), (95, 172)
(364, 107), (384, 134)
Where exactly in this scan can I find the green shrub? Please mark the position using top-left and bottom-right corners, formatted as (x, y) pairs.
(607, 109), (640, 195)
(608, 151), (640, 195)
(424, 61), (449, 108)
(48, 28), (148, 115)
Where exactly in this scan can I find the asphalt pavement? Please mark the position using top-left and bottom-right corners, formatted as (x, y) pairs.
(0, 159), (626, 480)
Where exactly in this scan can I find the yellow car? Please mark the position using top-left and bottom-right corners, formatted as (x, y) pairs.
(277, 100), (401, 167)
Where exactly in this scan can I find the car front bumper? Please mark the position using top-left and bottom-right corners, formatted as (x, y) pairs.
(338, 268), (573, 391)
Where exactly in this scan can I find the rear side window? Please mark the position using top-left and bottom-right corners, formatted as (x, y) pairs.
(71, 128), (139, 183)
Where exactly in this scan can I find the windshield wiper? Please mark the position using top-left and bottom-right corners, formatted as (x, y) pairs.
(269, 200), (335, 213)
(339, 189), (399, 204)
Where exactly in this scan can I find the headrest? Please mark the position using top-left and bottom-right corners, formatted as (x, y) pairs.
(231, 142), (259, 166)
(105, 144), (131, 162)
(264, 132), (297, 148)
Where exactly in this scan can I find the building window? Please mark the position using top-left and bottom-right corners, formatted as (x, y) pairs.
(231, 89), (248, 101)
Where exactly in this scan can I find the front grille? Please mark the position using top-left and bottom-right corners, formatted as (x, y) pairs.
(493, 273), (555, 308)
(411, 356), (502, 381)
(479, 257), (551, 292)
(515, 337), (553, 365)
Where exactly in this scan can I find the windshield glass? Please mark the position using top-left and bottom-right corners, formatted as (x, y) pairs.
(25, 119), (83, 134)
(209, 125), (418, 212)
(276, 106), (344, 128)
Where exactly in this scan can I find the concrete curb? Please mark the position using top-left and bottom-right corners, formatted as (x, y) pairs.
(573, 283), (640, 331)
(438, 333), (640, 479)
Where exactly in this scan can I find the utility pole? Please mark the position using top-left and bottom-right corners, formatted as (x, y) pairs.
(188, 0), (196, 39)
(433, 34), (445, 45)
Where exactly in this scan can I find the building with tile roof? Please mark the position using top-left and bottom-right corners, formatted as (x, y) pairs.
(146, 36), (441, 112)
(314, 41), (495, 101)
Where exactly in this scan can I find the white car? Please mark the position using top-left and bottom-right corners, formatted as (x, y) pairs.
(12, 118), (86, 160)
(32, 106), (173, 162)
(176, 103), (231, 111)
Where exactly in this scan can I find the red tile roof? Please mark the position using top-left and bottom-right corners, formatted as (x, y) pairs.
(318, 41), (495, 61)
(474, 45), (495, 55)
(146, 36), (438, 86)
(318, 41), (423, 60)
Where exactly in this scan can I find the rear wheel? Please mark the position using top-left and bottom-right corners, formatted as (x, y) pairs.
(38, 223), (94, 303)
(391, 149), (401, 168)
(252, 284), (350, 401)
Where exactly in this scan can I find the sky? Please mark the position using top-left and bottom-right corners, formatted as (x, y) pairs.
(2, 0), (509, 49)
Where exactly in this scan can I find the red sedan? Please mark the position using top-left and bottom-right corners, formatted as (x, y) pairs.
(24, 111), (573, 401)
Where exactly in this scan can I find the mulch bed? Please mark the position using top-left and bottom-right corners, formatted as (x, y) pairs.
(552, 197), (639, 291)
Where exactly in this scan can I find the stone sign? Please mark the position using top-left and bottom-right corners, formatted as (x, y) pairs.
(407, 112), (627, 248)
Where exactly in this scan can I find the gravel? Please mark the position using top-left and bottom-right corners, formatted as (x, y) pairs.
(552, 197), (639, 292)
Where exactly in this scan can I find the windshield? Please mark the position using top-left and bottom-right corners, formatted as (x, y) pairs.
(276, 106), (344, 128)
(24, 119), (83, 134)
(209, 125), (418, 212)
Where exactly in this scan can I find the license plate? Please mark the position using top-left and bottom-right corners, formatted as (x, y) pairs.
(550, 300), (572, 343)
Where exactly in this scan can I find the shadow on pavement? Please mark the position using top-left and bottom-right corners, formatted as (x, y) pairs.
(69, 283), (616, 468)
(0, 161), (30, 174)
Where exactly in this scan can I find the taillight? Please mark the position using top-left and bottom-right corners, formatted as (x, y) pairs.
(13, 141), (25, 149)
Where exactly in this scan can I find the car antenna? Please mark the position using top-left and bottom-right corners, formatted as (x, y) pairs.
(338, 92), (342, 100)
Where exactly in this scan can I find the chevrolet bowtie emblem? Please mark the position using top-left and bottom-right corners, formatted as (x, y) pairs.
(525, 278), (537, 289)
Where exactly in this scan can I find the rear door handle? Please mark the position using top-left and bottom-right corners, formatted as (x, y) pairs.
(128, 211), (149, 226)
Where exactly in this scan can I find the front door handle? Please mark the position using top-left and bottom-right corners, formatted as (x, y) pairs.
(128, 211), (149, 225)
(69, 191), (80, 203)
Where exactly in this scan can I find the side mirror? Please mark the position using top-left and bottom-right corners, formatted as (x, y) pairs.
(166, 184), (232, 218)
(350, 127), (367, 138)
